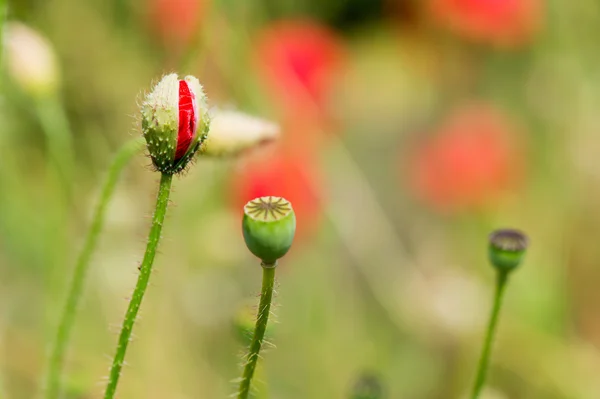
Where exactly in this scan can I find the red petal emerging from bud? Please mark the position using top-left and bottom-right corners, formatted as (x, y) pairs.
(176, 80), (196, 161)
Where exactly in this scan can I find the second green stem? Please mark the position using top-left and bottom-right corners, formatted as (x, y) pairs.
(470, 272), (509, 399)
(103, 172), (173, 399)
(44, 137), (144, 399)
(238, 265), (276, 399)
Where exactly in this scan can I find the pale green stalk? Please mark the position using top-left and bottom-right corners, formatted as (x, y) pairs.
(35, 96), (76, 200)
(470, 272), (509, 399)
(44, 137), (145, 399)
(0, 2), (8, 397)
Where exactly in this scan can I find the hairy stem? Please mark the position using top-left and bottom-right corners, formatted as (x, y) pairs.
(43, 137), (144, 399)
(103, 172), (173, 399)
(470, 272), (509, 399)
(238, 265), (276, 399)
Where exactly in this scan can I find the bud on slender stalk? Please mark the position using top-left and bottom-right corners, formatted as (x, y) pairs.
(242, 196), (296, 265)
(141, 73), (210, 174)
(4, 22), (59, 97)
(470, 228), (529, 399)
(201, 109), (279, 157)
(488, 228), (529, 273)
(104, 74), (212, 399)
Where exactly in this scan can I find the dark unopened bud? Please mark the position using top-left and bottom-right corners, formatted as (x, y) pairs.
(141, 73), (210, 174)
(350, 373), (385, 399)
(488, 228), (529, 272)
(242, 196), (296, 265)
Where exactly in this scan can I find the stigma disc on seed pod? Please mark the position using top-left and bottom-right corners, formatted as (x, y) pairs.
(242, 196), (296, 265)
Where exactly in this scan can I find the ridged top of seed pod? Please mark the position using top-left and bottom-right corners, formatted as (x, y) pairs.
(244, 196), (293, 222)
(488, 228), (529, 272)
(489, 229), (529, 252)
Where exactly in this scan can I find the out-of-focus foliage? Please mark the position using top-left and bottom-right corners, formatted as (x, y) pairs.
(2, 0), (600, 398)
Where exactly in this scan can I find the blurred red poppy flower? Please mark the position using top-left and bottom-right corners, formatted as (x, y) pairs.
(254, 19), (346, 125)
(148, 0), (205, 47)
(429, 0), (542, 47)
(231, 145), (322, 238)
(408, 104), (525, 213)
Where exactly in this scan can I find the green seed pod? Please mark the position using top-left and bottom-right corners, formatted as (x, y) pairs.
(488, 228), (529, 273)
(242, 196), (296, 265)
(141, 73), (210, 174)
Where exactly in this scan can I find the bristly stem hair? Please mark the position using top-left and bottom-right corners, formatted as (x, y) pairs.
(103, 172), (173, 399)
(237, 264), (276, 399)
(44, 137), (144, 399)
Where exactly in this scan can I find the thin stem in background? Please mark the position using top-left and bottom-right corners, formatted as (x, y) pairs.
(470, 272), (509, 399)
(0, 0), (6, 65)
(237, 265), (276, 399)
(44, 137), (145, 399)
(0, 3), (9, 398)
(35, 96), (76, 201)
(103, 172), (173, 399)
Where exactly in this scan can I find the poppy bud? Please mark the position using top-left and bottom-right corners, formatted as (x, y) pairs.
(242, 196), (296, 266)
(200, 109), (279, 157)
(141, 73), (210, 174)
(4, 22), (60, 97)
(488, 228), (529, 272)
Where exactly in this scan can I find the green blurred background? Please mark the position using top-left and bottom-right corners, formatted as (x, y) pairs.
(2, 0), (600, 398)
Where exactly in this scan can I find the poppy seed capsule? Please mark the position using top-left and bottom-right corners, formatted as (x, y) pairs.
(141, 73), (210, 174)
(242, 196), (296, 265)
(488, 228), (529, 272)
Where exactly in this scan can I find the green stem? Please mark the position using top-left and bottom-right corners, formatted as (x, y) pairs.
(35, 96), (76, 201)
(43, 137), (144, 399)
(0, 0), (6, 64)
(0, 0), (4, 394)
(103, 172), (173, 399)
(470, 272), (509, 399)
(237, 264), (276, 399)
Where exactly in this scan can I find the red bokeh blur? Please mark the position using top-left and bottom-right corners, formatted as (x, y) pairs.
(429, 0), (543, 47)
(230, 145), (322, 239)
(148, 0), (205, 47)
(407, 104), (525, 213)
(254, 19), (346, 129)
